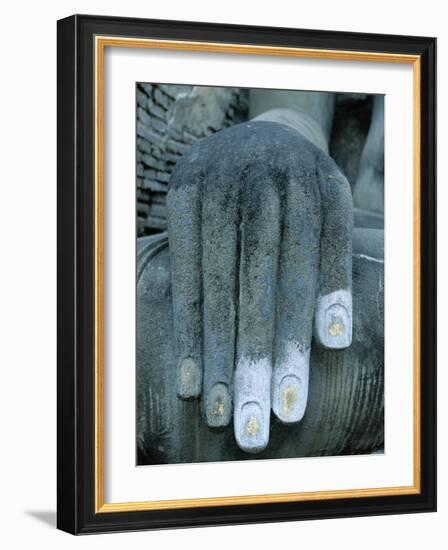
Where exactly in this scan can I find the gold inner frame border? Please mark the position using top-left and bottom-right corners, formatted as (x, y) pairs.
(94, 35), (421, 513)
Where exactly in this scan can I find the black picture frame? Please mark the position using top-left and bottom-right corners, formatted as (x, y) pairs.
(57, 14), (436, 534)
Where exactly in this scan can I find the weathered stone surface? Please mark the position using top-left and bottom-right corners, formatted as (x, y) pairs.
(137, 106), (152, 126)
(135, 85), (384, 461)
(354, 208), (384, 230)
(135, 84), (379, 237)
(136, 226), (384, 464)
(159, 84), (183, 99)
(141, 154), (165, 171)
(183, 131), (199, 145)
(149, 203), (167, 218)
(143, 168), (156, 180)
(137, 217), (146, 234)
(151, 117), (167, 134)
(151, 192), (166, 204)
(136, 84), (250, 236)
(155, 171), (170, 183)
(151, 191), (166, 204)
(140, 83), (153, 95)
(154, 87), (170, 109)
(137, 137), (152, 154)
(137, 201), (150, 215)
(147, 98), (166, 120)
(136, 122), (160, 145)
(137, 189), (149, 201)
(249, 89), (335, 144)
(167, 86), (237, 138)
(151, 146), (163, 160)
(353, 95), (384, 212)
(142, 179), (168, 193)
(167, 119), (352, 449)
(145, 215), (167, 230)
(137, 88), (148, 109)
(166, 139), (189, 155)
(165, 152), (181, 164)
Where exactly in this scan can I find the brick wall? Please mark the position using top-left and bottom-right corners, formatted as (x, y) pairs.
(136, 84), (249, 235)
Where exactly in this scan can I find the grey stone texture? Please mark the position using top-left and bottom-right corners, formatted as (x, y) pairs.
(135, 86), (384, 459)
(136, 226), (384, 464)
(353, 95), (385, 212)
(136, 83), (249, 236)
(136, 85), (375, 236)
(249, 89), (335, 144)
(166, 119), (353, 451)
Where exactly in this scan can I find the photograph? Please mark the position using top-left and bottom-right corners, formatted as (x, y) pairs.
(136, 84), (385, 465)
(1, 0), (443, 545)
(55, 14), (436, 533)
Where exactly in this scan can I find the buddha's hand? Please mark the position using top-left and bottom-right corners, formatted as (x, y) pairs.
(167, 119), (353, 453)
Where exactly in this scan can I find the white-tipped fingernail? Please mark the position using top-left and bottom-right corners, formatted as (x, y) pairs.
(235, 402), (268, 453)
(234, 357), (271, 453)
(205, 383), (231, 427)
(314, 289), (352, 349)
(272, 343), (309, 423)
(177, 358), (201, 399)
(325, 303), (350, 346)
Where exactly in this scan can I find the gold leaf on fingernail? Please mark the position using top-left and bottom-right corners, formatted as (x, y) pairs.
(282, 385), (298, 416)
(246, 415), (259, 436)
(329, 321), (344, 336)
(213, 399), (225, 417)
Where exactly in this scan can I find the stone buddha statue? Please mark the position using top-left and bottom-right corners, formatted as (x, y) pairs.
(137, 89), (385, 464)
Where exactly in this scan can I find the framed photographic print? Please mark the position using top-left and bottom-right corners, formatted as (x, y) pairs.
(57, 14), (436, 534)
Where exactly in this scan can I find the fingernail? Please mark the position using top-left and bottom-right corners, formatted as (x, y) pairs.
(314, 290), (352, 349)
(177, 358), (201, 399)
(324, 303), (351, 348)
(233, 357), (272, 453)
(235, 402), (268, 453)
(275, 375), (302, 423)
(272, 343), (309, 423)
(205, 383), (231, 427)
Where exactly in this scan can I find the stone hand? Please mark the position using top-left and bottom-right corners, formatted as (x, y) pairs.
(167, 119), (353, 453)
